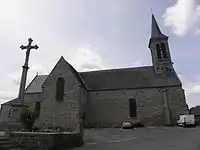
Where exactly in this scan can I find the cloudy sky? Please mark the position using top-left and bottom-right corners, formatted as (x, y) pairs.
(0, 0), (200, 108)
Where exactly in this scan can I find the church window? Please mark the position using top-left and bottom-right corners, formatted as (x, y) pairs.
(56, 77), (65, 101)
(35, 101), (41, 110)
(8, 108), (12, 117)
(161, 43), (168, 59)
(156, 44), (162, 59)
(129, 99), (137, 118)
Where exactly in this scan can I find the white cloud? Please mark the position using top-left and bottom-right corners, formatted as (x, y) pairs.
(0, 0), (76, 104)
(0, 62), (50, 105)
(8, 63), (49, 86)
(185, 83), (200, 96)
(0, 90), (15, 99)
(163, 0), (200, 36)
(131, 60), (149, 67)
(69, 45), (107, 72)
(178, 74), (200, 107)
(0, 90), (16, 104)
(8, 72), (21, 86)
(179, 74), (200, 96)
(68, 45), (147, 72)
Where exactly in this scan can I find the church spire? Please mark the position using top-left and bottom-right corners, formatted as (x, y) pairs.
(148, 14), (173, 73)
(151, 14), (167, 38)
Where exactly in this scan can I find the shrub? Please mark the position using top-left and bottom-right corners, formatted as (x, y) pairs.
(20, 102), (41, 130)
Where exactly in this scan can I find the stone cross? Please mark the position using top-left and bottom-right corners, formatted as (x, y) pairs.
(18, 38), (39, 104)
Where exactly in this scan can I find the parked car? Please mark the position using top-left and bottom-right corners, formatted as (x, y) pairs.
(121, 121), (133, 129)
(177, 114), (196, 127)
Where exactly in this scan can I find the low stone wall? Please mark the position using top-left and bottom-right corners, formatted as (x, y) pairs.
(11, 131), (83, 149)
(0, 121), (23, 131)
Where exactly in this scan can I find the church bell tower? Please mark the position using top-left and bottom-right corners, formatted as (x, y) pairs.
(148, 14), (173, 73)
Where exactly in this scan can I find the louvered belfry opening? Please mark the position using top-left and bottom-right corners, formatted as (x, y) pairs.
(156, 43), (168, 60)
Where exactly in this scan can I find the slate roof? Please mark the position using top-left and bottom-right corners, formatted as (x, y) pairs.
(151, 14), (168, 38)
(24, 75), (48, 94)
(79, 66), (182, 90)
(2, 98), (19, 105)
(1, 98), (26, 106)
(190, 106), (200, 115)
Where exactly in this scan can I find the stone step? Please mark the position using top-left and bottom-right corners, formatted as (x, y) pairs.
(0, 140), (12, 144)
(0, 144), (18, 150)
(0, 138), (17, 143)
(0, 138), (9, 141)
(0, 138), (43, 149)
(0, 138), (19, 150)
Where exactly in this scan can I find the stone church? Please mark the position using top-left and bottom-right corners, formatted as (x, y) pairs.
(0, 15), (189, 129)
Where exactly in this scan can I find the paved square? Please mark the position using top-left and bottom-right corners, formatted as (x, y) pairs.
(73, 127), (200, 150)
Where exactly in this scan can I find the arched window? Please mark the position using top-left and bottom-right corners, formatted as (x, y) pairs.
(161, 43), (168, 59)
(156, 44), (162, 59)
(8, 107), (12, 117)
(129, 99), (137, 118)
(56, 77), (65, 101)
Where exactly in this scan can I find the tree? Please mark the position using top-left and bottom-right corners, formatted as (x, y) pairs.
(20, 102), (41, 130)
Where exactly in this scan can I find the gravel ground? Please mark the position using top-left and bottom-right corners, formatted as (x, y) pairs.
(72, 126), (200, 150)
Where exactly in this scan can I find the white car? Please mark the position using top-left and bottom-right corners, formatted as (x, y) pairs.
(121, 121), (133, 129)
(177, 115), (196, 127)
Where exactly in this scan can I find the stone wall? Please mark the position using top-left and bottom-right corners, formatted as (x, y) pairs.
(86, 86), (188, 127)
(86, 88), (164, 127)
(0, 121), (23, 131)
(167, 87), (189, 124)
(0, 105), (13, 122)
(35, 58), (83, 131)
(11, 131), (83, 149)
(80, 87), (88, 128)
(0, 93), (41, 123)
(24, 93), (42, 106)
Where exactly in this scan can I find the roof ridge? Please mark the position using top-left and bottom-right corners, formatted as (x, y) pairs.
(1, 98), (18, 105)
(25, 75), (48, 94)
(79, 66), (152, 73)
(37, 74), (48, 76)
(24, 75), (38, 92)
